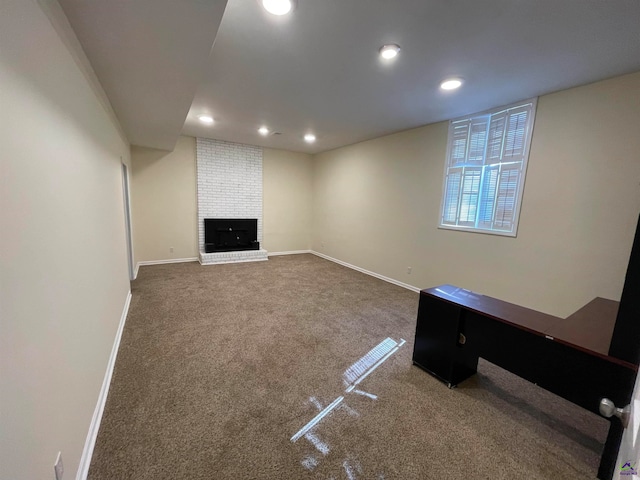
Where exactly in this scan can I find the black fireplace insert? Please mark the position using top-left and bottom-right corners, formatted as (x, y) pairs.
(204, 218), (260, 253)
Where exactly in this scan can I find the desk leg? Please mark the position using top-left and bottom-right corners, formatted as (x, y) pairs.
(598, 420), (623, 480)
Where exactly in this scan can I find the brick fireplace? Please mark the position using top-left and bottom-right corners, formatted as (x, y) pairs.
(196, 138), (268, 264)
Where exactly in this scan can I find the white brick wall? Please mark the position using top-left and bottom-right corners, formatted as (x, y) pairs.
(196, 138), (263, 254)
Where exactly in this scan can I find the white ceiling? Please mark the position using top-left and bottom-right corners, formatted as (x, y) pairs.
(60, 0), (640, 154)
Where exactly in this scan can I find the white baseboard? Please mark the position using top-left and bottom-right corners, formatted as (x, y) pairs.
(310, 251), (420, 293)
(134, 257), (198, 278)
(76, 290), (132, 480)
(267, 250), (311, 257)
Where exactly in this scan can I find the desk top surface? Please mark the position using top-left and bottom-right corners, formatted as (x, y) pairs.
(548, 297), (620, 356)
(422, 284), (624, 363)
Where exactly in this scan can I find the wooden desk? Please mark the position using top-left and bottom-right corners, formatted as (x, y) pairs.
(547, 297), (620, 356)
(412, 285), (637, 480)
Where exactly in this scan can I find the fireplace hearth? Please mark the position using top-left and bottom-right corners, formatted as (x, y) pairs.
(204, 218), (260, 253)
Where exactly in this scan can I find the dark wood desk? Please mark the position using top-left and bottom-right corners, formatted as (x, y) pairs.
(412, 285), (637, 480)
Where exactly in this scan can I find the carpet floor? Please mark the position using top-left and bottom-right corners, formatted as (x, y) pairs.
(88, 254), (607, 479)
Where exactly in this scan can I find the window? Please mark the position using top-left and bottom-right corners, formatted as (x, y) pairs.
(439, 99), (537, 236)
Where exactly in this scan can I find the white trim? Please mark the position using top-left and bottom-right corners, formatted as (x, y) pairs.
(134, 257), (199, 275)
(267, 250), (311, 257)
(121, 163), (135, 281)
(310, 251), (420, 293)
(76, 290), (132, 480)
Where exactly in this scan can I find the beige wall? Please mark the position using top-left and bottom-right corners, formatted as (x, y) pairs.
(131, 136), (198, 264)
(129, 143), (313, 261)
(313, 72), (640, 317)
(263, 148), (313, 252)
(0, 0), (132, 478)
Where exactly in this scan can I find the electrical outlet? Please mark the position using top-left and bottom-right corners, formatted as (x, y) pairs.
(54, 452), (64, 480)
(170, 247), (174, 253)
(407, 267), (412, 274)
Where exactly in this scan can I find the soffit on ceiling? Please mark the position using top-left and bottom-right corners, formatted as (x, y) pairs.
(58, 0), (228, 151)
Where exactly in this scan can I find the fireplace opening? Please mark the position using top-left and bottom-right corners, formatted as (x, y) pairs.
(204, 218), (260, 253)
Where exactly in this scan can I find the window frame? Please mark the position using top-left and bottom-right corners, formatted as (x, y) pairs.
(438, 98), (538, 237)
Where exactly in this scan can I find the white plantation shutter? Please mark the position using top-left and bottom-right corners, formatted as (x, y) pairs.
(449, 121), (470, 166)
(478, 166), (499, 229)
(503, 107), (530, 159)
(442, 170), (462, 224)
(494, 166), (521, 230)
(468, 118), (489, 165)
(458, 168), (482, 225)
(439, 99), (536, 236)
(487, 112), (506, 163)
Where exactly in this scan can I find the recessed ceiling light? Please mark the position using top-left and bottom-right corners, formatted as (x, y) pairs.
(304, 133), (316, 143)
(440, 78), (463, 90)
(262, 0), (295, 15)
(198, 115), (214, 125)
(379, 44), (401, 60)
(258, 126), (269, 136)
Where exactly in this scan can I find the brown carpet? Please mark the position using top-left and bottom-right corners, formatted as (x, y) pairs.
(88, 254), (607, 479)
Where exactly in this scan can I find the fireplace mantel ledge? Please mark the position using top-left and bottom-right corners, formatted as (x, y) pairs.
(199, 249), (268, 265)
